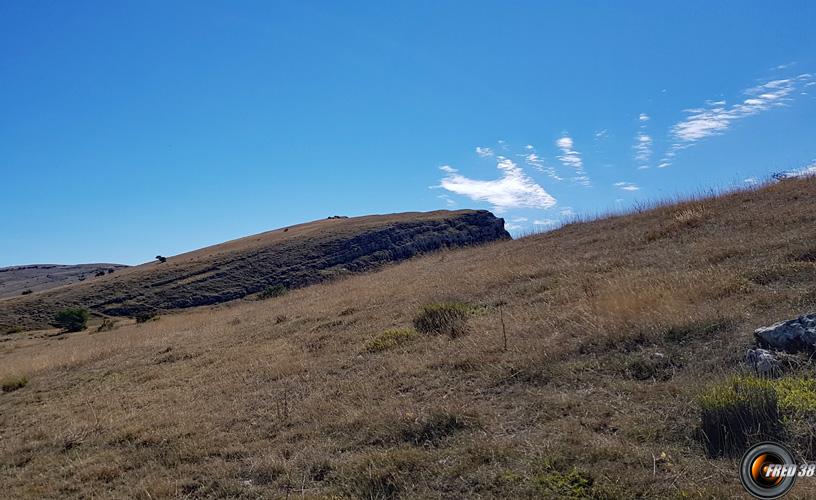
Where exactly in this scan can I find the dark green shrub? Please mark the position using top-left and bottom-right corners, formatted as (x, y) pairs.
(258, 284), (288, 300)
(1, 375), (28, 393)
(699, 376), (782, 457)
(156, 255), (167, 263)
(413, 302), (471, 337)
(21, 289), (33, 295)
(53, 308), (89, 332)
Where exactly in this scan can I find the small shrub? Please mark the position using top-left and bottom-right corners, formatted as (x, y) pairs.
(274, 314), (288, 324)
(1, 375), (28, 393)
(52, 308), (89, 332)
(258, 284), (288, 300)
(97, 318), (118, 332)
(21, 289), (33, 295)
(400, 411), (468, 446)
(4, 325), (25, 335)
(533, 467), (594, 498)
(135, 312), (158, 324)
(364, 328), (418, 353)
(624, 352), (679, 381)
(699, 375), (782, 457)
(155, 255), (167, 263)
(413, 302), (472, 337)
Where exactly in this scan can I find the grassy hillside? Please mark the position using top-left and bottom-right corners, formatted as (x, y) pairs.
(0, 264), (127, 300)
(0, 210), (509, 331)
(1, 178), (815, 498)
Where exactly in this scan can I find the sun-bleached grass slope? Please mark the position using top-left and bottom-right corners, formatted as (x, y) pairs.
(1, 177), (815, 498)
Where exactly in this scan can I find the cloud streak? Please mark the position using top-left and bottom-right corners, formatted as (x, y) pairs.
(522, 145), (562, 181)
(671, 75), (812, 144)
(556, 135), (591, 186)
(614, 181), (639, 191)
(438, 157), (556, 212)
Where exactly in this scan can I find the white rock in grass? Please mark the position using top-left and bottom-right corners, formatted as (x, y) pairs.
(754, 313), (816, 352)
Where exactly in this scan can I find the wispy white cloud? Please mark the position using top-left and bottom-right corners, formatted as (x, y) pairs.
(533, 219), (557, 226)
(614, 181), (640, 191)
(744, 177), (759, 185)
(556, 135), (591, 186)
(559, 207), (575, 217)
(522, 145), (562, 181)
(671, 74), (813, 144)
(632, 111), (653, 168)
(438, 194), (457, 206)
(476, 146), (494, 158)
(595, 129), (609, 139)
(438, 157), (557, 212)
(634, 134), (652, 165)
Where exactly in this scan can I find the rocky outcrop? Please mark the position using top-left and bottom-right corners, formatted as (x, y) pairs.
(0, 210), (510, 330)
(754, 313), (816, 352)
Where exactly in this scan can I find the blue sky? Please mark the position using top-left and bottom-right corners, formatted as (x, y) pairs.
(2, 1), (815, 266)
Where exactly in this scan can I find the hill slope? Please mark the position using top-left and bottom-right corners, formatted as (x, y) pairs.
(0, 210), (509, 331)
(0, 264), (128, 300)
(1, 178), (815, 498)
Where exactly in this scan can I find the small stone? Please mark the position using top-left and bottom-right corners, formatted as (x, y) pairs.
(745, 348), (781, 377)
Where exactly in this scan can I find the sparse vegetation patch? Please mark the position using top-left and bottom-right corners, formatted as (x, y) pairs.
(1, 375), (28, 393)
(363, 328), (418, 353)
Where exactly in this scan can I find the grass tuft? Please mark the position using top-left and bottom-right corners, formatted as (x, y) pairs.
(413, 302), (472, 337)
(363, 328), (418, 353)
(698, 375), (782, 457)
(1, 374), (28, 393)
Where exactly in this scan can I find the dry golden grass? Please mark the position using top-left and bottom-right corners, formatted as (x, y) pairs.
(1, 177), (816, 498)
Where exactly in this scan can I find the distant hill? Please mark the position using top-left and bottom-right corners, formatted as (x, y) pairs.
(0, 264), (127, 300)
(0, 210), (509, 330)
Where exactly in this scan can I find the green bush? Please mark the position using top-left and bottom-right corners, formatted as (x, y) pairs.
(364, 328), (418, 353)
(53, 308), (89, 332)
(1, 375), (28, 393)
(21, 289), (33, 295)
(258, 284), (288, 300)
(413, 302), (472, 337)
(699, 375), (782, 457)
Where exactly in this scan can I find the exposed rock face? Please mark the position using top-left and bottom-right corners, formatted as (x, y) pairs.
(745, 348), (781, 378)
(754, 313), (816, 352)
(0, 210), (510, 330)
